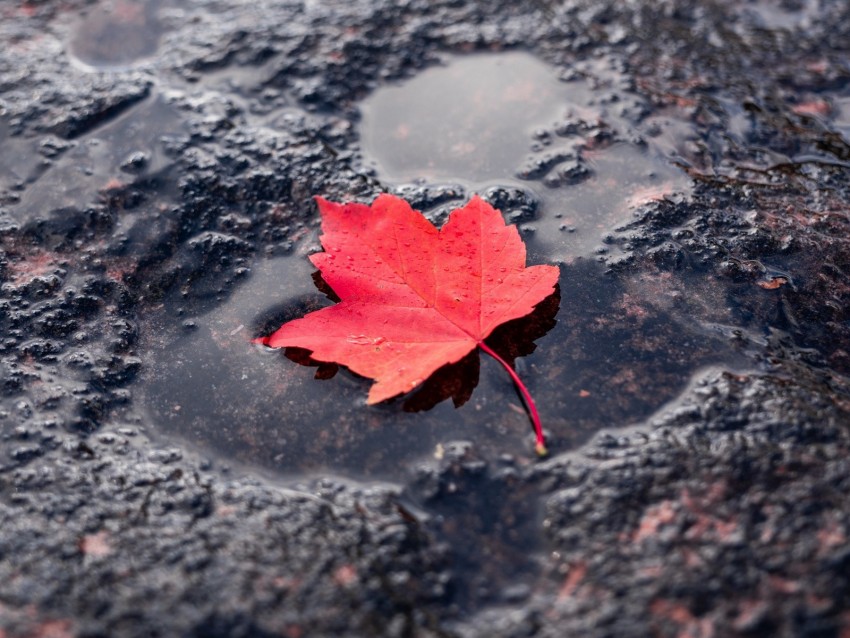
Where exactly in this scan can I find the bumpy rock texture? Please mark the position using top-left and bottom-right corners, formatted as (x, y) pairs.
(1, 0), (849, 636)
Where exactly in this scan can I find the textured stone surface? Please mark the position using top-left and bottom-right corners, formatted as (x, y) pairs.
(1, 0), (849, 636)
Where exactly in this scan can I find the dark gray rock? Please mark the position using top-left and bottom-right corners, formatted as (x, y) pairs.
(1, 0), (849, 636)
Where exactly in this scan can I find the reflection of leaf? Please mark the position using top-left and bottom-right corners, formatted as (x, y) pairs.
(403, 286), (561, 413)
(403, 349), (480, 412)
(487, 284), (562, 367)
(257, 194), (560, 453)
(311, 270), (340, 303)
(283, 347), (338, 381)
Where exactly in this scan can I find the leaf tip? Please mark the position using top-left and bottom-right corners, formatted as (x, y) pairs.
(467, 193), (495, 213)
(366, 385), (391, 406)
(313, 195), (328, 209)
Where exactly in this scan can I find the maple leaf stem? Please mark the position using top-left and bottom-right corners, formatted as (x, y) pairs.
(478, 341), (548, 456)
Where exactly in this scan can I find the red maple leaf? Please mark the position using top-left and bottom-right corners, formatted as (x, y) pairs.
(258, 194), (560, 453)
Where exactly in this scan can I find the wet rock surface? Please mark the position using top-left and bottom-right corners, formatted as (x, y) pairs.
(1, 0), (849, 636)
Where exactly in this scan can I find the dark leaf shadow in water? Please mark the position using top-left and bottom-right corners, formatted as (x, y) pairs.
(284, 347), (340, 381)
(402, 349), (480, 411)
(311, 269), (341, 303)
(404, 285), (561, 412)
(250, 284), (341, 380)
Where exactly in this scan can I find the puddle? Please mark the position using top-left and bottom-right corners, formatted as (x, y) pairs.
(7, 96), (185, 221)
(0, 118), (46, 209)
(731, 0), (821, 32)
(139, 252), (562, 480)
(138, 246), (746, 481)
(129, 52), (747, 481)
(531, 143), (688, 259)
(359, 52), (690, 259)
(69, 0), (183, 70)
(360, 53), (572, 183)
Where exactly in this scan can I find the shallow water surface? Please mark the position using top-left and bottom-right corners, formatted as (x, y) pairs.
(140, 254), (746, 480)
(131, 52), (751, 480)
(69, 0), (182, 70)
(360, 52), (690, 258)
(360, 53), (571, 183)
(140, 252), (566, 479)
(6, 97), (184, 221)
